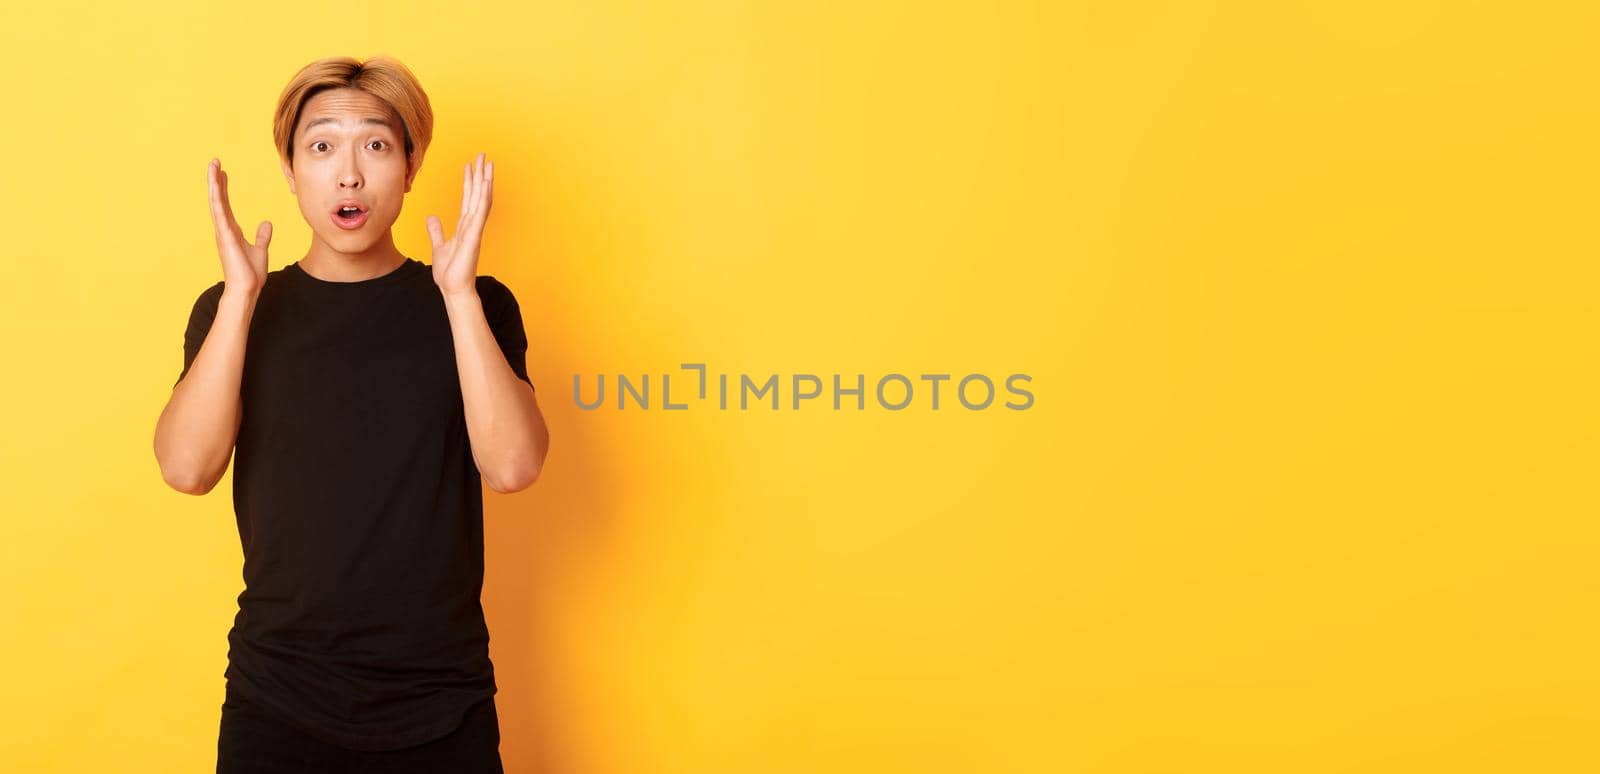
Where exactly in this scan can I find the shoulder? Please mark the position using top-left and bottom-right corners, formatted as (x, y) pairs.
(182, 280), (227, 338)
(191, 267), (290, 314)
(205, 266), (294, 306)
(474, 274), (515, 297)
(474, 275), (521, 310)
(190, 280), (226, 312)
(195, 270), (292, 305)
(266, 264), (296, 284)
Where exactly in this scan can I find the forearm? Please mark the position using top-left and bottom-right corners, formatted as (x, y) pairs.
(153, 289), (255, 494)
(444, 289), (549, 492)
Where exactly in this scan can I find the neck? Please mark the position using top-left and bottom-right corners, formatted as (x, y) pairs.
(299, 230), (408, 282)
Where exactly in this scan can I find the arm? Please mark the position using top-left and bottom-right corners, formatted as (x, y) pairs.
(445, 287), (550, 493)
(154, 288), (257, 494)
(153, 158), (272, 495)
(428, 153), (549, 493)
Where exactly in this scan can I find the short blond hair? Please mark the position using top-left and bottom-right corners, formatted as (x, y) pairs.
(272, 56), (434, 171)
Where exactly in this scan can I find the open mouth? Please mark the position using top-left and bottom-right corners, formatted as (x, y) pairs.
(331, 202), (369, 230)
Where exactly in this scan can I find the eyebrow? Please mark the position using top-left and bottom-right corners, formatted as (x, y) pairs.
(302, 116), (395, 131)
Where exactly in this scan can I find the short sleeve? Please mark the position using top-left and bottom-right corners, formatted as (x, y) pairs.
(476, 276), (533, 388)
(175, 281), (226, 388)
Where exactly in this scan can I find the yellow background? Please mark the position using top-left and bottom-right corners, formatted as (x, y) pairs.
(2, 1), (1595, 771)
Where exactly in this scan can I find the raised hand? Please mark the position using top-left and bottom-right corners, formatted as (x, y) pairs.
(426, 152), (493, 297)
(207, 158), (271, 296)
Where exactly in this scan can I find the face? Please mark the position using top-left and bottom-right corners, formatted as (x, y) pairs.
(280, 87), (417, 255)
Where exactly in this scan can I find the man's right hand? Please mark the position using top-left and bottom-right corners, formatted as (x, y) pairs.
(208, 158), (271, 295)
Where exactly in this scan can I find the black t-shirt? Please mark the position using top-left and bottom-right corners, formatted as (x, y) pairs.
(175, 256), (533, 752)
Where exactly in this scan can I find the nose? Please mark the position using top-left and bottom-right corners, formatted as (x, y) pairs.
(337, 151), (362, 190)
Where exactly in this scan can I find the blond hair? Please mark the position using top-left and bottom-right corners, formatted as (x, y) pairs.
(272, 56), (434, 171)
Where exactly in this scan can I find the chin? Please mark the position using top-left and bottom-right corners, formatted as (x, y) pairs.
(324, 230), (383, 250)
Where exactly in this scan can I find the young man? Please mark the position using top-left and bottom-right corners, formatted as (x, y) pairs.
(151, 56), (550, 773)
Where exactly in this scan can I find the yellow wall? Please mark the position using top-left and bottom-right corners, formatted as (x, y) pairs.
(2, 1), (1596, 771)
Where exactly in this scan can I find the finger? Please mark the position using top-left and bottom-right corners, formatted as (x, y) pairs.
(471, 154), (485, 210)
(207, 160), (234, 244)
(425, 215), (446, 249)
(254, 221), (273, 250)
(218, 168), (243, 238)
(467, 154), (483, 220)
(467, 151), (480, 207)
(475, 154), (486, 210)
(482, 160), (493, 215)
(460, 162), (472, 220)
(466, 159), (493, 237)
(207, 160), (222, 225)
(464, 189), (493, 249)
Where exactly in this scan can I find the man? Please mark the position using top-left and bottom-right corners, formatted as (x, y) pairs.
(151, 56), (550, 773)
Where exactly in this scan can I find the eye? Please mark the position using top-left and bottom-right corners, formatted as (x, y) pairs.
(311, 141), (330, 152)
(368, 140), (387, 151)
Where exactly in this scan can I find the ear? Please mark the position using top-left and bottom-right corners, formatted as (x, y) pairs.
(404, 152), (422, 194)
(280, 157), (296, 195)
